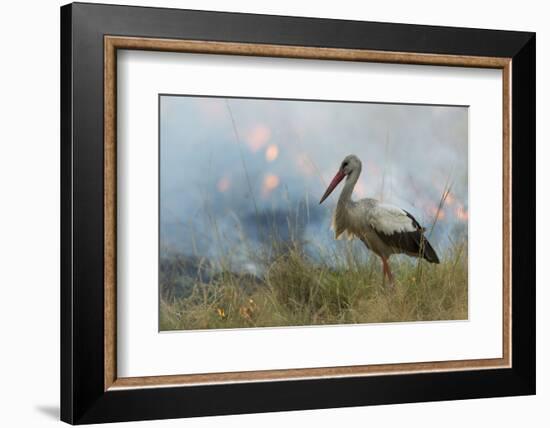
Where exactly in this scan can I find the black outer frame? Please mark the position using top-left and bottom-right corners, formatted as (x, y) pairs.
(60, 2), (535, 424)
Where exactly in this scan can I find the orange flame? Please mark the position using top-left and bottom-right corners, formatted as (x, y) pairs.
(455, 204), (469, 222)
(445, 192), (455, 205)
(427, 204), (446, 220)
(262, 174), (280, 197)
(265, 144), (279, 162)
(245, 124), (271, 152)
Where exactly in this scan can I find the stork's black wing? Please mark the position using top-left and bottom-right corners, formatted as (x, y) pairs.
(371, 207), (439, 263)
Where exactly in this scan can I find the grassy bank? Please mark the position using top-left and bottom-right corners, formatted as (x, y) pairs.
(159, 239), (468, 331)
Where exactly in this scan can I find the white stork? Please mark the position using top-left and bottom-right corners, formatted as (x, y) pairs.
(319, 154), (439, 287)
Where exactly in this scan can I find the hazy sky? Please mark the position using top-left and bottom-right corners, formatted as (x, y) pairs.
(160, 95), (468, 266)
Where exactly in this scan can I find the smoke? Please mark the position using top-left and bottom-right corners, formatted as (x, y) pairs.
(160, 95), (468, 266)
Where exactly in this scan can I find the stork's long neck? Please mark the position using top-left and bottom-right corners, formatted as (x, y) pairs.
(338, 166), (361, 208)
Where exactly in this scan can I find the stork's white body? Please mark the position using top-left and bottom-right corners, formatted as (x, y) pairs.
(333, 197), (422, 259)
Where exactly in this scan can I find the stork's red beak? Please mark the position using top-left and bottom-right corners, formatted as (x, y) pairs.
(319, 170), (346, 204)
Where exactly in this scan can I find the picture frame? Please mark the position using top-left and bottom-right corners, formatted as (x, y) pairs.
(60, 2), (535, 424)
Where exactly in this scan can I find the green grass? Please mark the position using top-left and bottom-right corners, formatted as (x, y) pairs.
(159, 238), (468, 331)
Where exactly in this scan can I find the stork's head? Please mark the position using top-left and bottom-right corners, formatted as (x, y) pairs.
(319, 154), (362, 204)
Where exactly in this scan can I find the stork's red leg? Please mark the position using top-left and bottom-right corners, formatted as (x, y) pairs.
(381, 257), (395, 288)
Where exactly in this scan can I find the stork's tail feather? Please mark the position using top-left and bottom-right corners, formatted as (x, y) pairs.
(421, 238), (440, 264)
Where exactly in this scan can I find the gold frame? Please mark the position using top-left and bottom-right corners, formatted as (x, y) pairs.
(104, 36), (512, 391)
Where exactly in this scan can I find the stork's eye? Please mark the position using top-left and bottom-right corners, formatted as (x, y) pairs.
(342, 161), (348, 168)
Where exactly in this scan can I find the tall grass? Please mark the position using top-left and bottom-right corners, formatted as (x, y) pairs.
(159, 234), (467, 331)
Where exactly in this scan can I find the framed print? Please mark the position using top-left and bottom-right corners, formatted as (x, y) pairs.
(60, 2), (535, 424)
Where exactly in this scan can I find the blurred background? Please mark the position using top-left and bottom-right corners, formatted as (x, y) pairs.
(160, 95), (468, 277)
